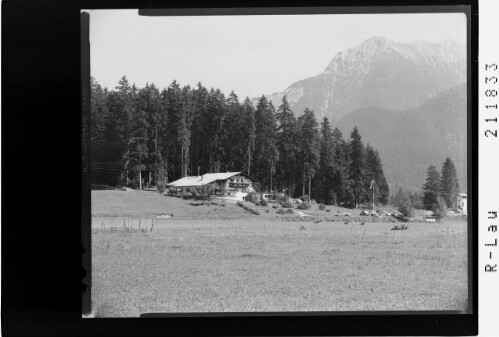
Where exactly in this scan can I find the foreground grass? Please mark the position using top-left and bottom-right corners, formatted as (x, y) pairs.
(92, 219), (468, 316)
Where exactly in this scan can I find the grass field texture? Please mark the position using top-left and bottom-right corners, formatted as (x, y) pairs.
(91, 190), (468, 317)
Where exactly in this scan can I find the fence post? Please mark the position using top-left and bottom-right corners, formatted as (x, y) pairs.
(139, 220), (141, 233)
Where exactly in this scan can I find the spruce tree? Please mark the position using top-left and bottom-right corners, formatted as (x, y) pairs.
(90, 77), (109, 162)
(276, 96), (299, 195)
(365, 145), (390, 205)
(297, 108), (319, 200)
(179, 86), (194, 177)
(253, 96), (279, 190)
(242, 97), (256, 176)
(318, 117), (335, 204)
(347, 126), (366, 208)
(331, 127), (347, 204)
(440, 157), (460, 208)
(190, 82), (209, 175)
(422, 165), (441, 210)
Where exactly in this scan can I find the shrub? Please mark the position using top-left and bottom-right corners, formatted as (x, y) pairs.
(275, 193), (289, 203)
(182, 194), (194, 200)
(397, 198), (414, 218)
(329, 192), (338, 206)
(245, 192), (258, 203)
(272, 204), (279, 209)
(194, 194), (210, 201)
(156, 181), (166, 193)
(260, 199), (268, 206)
(276, 208), (286, 214)
(325, 209), (331, 212)
(318, 204), (326, 211)
(281, 200), (294, 208)
(432, 197), (447, 222)
(296, 203), (311, 210)
(236, 201), (260, 215)
(299, 195), (309, 202)
(252, 182), (262, 193)
(391, 224), (409, 231)
(286, 208), (294, 214)
(265, 209), (270, 213)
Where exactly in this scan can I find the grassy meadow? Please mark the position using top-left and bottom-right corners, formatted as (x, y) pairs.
(91, 189), (468, 317)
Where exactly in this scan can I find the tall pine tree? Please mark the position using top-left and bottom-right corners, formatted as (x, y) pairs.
(422, 165), (441, 210)
(440, 157), (460, 208)
(242, 97), (256, 176)
(318, 117), (335, 204)
(347, 126), (366, 208)
(297, 108), (319, 200)
(253, 96), (279, 191)
(276, 96), (299, 195)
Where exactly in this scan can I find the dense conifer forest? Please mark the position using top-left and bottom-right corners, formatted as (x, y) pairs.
(91, 76), (390, 207)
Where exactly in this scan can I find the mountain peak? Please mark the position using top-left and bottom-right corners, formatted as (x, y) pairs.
(265, 36), (465, 123)
(324, 35), (394, 74)
(361, 35), (390, 47)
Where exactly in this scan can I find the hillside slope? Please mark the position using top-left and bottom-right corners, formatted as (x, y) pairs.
(336, 84), (467, 191)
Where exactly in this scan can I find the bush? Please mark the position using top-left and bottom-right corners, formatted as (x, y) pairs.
(236, 201), (260, 215)
(391, 224), (409, 231)
(325, 209), (331, 212)
(299, 195), (309, 202)
(245, 192), (258, 203)
(276, 208), (286, 214)
(432, 197), (447, 222)
(182, 194), (194, 200)
(286, 208), (294, 214)
(318, 204), (326, 211)
(275, 193), (289, 203)
(156, 181), (166, 193)
(265, 209), (270, 213)
(296, 203), (311, 210)
(260, 199), (268, 206)
(329, 192), (338, 206)
(281, 200), (294, 208)
(194, 194), (210, 201)
(398, 198), (414, 218)
(272, 204), (279, 209)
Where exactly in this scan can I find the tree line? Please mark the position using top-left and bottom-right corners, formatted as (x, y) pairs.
(90, 76), (389, 207)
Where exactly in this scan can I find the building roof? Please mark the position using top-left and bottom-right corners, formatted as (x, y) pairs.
(167, 172), (242, 187)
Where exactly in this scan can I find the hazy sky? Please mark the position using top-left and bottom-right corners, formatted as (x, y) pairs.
(88, 10), (466, 98)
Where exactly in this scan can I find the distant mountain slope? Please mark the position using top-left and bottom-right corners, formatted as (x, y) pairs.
(336, 83), (467, 191)
(265, 36), (466, 121)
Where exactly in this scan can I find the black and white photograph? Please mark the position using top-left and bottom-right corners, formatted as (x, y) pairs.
(86, 9), (470, 317)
